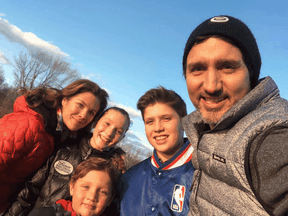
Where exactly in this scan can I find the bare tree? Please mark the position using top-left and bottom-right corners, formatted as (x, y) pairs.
(118, 136), (152, 170)
(0, 66), (4, 87)
(12, 52), (80, 89)
(0, 87), (17, 118)
(0, 67), (18, 118)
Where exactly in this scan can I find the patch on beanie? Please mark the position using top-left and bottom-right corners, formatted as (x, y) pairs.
(210, 16), (229, 23)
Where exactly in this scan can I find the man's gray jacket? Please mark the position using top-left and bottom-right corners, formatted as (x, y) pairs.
(182, 77), (288, 216)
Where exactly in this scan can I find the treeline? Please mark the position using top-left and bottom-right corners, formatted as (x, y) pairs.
(0, 66), (18, 118)
(0, 52), (150, 168)
(0, 81), (150, 168)
(0, 51), (80, 118)
(119, 143), (152, 170)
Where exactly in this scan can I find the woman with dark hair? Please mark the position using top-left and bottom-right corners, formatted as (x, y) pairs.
(0, 79), (109, 213)
(4, 107), (130, 216)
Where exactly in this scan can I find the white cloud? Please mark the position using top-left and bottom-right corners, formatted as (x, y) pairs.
(0, 13), (5, 17)
(109, 101), (141, 119)
(125, 130), (142, 141)
(0, 18), (69, 61)
(81, 73), (101, 81)
(0, 51), (10, 64)
(88, 73), (100, 79)
(103, 87), (112, 96)
(81, 74), (91, 79)
(125, 130), (153, 150)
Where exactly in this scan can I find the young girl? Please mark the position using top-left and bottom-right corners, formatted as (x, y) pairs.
(28, 157), (120, 216)
(4, 107), (130, 216)
(0, 79), (108, 213)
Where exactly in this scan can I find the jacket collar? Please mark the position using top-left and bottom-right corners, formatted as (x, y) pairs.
(79, 135), (116, 160)
(56, 107), (77, 140)
(55, 199), (76, 216)
(151, 139), (193, 170)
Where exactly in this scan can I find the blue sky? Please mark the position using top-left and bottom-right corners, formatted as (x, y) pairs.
(1, 0), (288, 153)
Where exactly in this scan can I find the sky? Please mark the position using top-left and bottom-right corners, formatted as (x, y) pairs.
(1, 0), (288, 156)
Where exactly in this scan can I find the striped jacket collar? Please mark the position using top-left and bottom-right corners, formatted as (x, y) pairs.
(151, 139), (193, 170)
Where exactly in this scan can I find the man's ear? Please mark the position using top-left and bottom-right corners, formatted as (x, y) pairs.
(69, 182), (74, 196)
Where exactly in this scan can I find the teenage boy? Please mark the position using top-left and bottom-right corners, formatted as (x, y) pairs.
(120, 86), (194, 216)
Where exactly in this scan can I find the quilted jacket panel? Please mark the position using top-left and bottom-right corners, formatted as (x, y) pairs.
(0, 96), (54, 212)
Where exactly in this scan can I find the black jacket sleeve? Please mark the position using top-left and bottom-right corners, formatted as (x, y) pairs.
(248, 124), (288, 216)
(4, 155), (54, 216)
(28, 207), (56, 216)
(27, 204), (70, 216)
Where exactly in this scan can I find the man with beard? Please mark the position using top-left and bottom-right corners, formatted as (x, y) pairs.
(182, 15), (288, 216)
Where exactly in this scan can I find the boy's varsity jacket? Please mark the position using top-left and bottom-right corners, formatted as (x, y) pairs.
(120, 139), (194, 216)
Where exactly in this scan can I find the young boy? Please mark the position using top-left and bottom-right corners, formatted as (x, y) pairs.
(120, 86), (194, 216)
(28, 157), (120, 216)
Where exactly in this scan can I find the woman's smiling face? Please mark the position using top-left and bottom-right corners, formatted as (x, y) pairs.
(61, 92), (100, 131)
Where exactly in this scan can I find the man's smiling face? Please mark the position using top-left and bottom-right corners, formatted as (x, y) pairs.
(143, 102), (184, 162)
(185, 37), (251, 129)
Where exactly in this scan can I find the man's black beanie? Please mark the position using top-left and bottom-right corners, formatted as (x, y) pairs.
(182, 15), (261, 88)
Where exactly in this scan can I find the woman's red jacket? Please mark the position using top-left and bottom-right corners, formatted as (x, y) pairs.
(0, 96), (55, 212)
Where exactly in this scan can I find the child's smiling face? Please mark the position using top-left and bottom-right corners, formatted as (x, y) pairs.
(70, 170), (113, 216)
(90, 109), (129, 151)
(143, 102), (184, 162)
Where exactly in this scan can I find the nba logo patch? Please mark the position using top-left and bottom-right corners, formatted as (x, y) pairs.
(171, 184), (185, 212)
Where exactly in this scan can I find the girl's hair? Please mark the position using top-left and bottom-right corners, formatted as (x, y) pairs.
(110, 147), (126, 173)
(95, 106), (131, 132)
(23, 79), (109, 133)
(70, 157), (121, 197)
